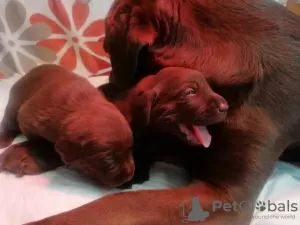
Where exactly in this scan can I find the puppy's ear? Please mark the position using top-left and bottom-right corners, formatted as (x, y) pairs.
(104, 35), (150, 89)
(104, 5), (157, 89)
(98, 82), (125, 101)
(55, 138), (81, 164)
(132, 90), (158, 126)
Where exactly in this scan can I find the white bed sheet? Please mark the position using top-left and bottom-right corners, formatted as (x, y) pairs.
(1, 77), (300, 225)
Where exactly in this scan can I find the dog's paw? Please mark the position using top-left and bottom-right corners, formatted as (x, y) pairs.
(0, 132), (14, 149)
(0, 143), (42, 176)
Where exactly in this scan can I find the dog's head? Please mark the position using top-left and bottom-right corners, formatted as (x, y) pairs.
(55, 106), (134, 188)
(129, 67), (228, 147)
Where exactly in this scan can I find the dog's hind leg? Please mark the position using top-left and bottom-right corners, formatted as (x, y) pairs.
(0, 139), (63, 176)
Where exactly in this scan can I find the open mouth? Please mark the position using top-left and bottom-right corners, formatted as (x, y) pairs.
(178, 124), (212, 148)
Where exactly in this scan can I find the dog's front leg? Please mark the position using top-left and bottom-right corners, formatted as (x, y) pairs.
(23, 178), (263, 225)
(0, 139), (63, 176)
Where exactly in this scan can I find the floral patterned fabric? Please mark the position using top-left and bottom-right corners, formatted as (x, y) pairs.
(0, 0), (113, 84)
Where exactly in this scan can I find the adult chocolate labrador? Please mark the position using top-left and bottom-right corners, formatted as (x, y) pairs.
(26, 0), (300, 225)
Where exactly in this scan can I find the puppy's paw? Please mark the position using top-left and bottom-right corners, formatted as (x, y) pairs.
(0, 143), (42, 176)
(0, 140), (63, 176)
(0, 132), (14, 149)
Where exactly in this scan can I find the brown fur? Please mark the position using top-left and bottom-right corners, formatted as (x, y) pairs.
(0, 64), (134, 188)
(0, 139), (63, 176)
(114, 67), (228, 146)
(25, 0), (300, 225)
(114, 67), (228, 189)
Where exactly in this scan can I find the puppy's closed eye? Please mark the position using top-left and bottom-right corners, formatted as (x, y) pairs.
(55, 138), (82, 164)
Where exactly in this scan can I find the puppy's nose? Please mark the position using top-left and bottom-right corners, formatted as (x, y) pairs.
(124, 158), (135, 179)
(218, 101), (229, 112)
(209, 99), (228, 113)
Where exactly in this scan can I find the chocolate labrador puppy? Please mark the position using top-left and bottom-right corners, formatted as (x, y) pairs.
(25, 0), (300, 225)
(114, 67), (228, 188)
(0, 64), (134, 188)
(114, 67), (228, 147)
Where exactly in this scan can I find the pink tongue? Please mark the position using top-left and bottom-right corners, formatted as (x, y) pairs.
(192, 126), (212, 148)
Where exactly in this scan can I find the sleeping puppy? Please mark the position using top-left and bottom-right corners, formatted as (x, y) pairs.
(0, 64), (134, 188)
(110, 67), (229, 188)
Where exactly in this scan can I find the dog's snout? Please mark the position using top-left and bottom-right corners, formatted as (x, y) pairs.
(101, 159), (135, 188)
(209, 99), (229, 114)
(217, 101), (229, 113)
(124, 157), (135, 179)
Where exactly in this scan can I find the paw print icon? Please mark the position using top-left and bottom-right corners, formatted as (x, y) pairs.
(256, 201), (266, 212)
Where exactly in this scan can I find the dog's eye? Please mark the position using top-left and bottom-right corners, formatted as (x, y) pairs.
(185, 88), (196, 96)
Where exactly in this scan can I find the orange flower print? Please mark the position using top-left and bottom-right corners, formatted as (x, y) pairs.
(30, 0), (110, 75)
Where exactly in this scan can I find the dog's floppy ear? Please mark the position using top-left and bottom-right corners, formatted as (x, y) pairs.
(105, 36), (146, 89)
(55, 138), (82, 164)
(98, 82), (126, 101)
(131, 90), (158, 127)
(109, 37), (145, 89)
(104, 4), (157, 89)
